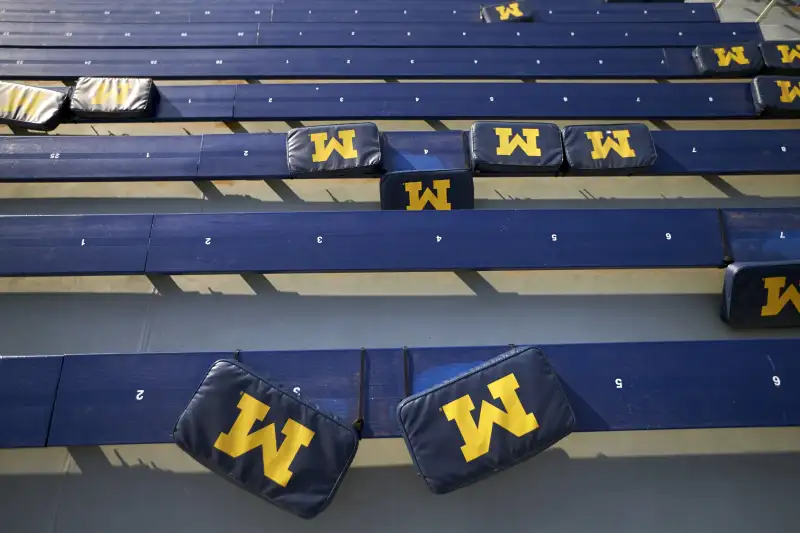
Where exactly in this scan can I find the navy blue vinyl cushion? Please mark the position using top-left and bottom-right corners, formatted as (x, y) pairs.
(481, 1), (534, 23)
(562, 123), (657, 175)
(752, 76), (800, 117)
(69, 77), (155, 119)
(722, 261), (800, 329)
(759, 42), (800, 74)
(3, 129), (800, 183)
(692, 42), (763, 77)
(397, 346), (575, 494)
(380, 170), (474, 211)
(0, 81), (67, 131)
(286, 122), (382, 178)
(469, 121), (563, 174)
(173, 359), (359, 519)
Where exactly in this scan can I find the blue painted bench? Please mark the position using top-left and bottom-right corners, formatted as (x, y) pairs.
(0, 355), (63, 448)
(4, 339), (793, 446)
(0, 214), (153, 276)
(0, 208), (734, 276)
(0, 47), (701, 79)
(230, 82), (760, 120)
(1, 0), (687, 5)
(0, 22), (758, 48)
(0, 3), (719, 23)
(0, 0), (627, 6)
(4, 207), (798, 277)
(143, 208), (725, 274)
(36, 82), (759, 123)
(723, 208), (800, 263)
(0, 130), (796, 182)
(274, 4), (718, 23)
(0, 0), (692, 14)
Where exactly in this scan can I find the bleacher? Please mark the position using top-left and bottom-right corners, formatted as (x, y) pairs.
(8, 338), (800, 448)
(1, 0), (800, 516)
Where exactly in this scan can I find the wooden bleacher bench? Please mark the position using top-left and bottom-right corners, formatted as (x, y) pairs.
(0, 0), (798, 471)
(4, 338), (799, 448)
(0, 46), (708, 80)
(0, 21), (758, 47)
(0, 129), (797, 182)
(1, 206), (799, 275)
(0, 81), (764, 123)
(0, 2), (719, 24)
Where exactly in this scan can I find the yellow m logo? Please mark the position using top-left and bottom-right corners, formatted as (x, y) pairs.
(495, 128), (541, 157)
(442, 373), (538, 463)
(214, 393), (315, 487)
(776, 80), (800, 104)
(91, 80), (133, 106)
(761, 277), (800, 317)
(777, 44), (800, 64)
(495, 2), (523, 20)
(310, 130), (358, 163)
(713, 46), (750, 67)
(585, 130), (636, 160)
(405, 179), (451, 210)
(1, 88), (45, 116)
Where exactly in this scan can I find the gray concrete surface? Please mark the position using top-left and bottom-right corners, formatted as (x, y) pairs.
(1, 1), (800, 531)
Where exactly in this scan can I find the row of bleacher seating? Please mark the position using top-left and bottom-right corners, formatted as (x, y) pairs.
(8, 78), (794, 125)
(8, 39), (797, 128)
(1, 128), (797, 181)
(0, 207), (795, 276)
(0, 1), (705, 9)
(0, 0), (797, 510)
(0, 46), (752, 79)
(0, 0), (685, 5)
(0, 3), (719, 23)
(0, 22), (760, 48)
(10, 40), (798, 81)
(3, 338), (799, 448)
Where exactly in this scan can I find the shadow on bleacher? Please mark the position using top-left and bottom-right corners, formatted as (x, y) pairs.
(2, 190), (800, 215)
(0, 444), (797, 533)
(1, 288), (797, 356)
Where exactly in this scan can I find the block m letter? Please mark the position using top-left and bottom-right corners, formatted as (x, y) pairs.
(1, 88), (45, 116)
(442, 373), (538, 462)
(776, 80), (800, 104)
(214, 393), (315, 487)
(585, 130), (636, 160)
(777, 44), (800, 64)
(405, 179), (451, 210)
(713, 46), (750, 67)
(91, 80), (133, 106)
(310, 130), (358, 163)
(495, 128), (542, 157)
(761, 277), (800, 317)
(495, 2), (523, 20)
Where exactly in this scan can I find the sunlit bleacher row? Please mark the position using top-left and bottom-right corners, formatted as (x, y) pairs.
(0, 207), (795, 276)
(4, 36), (797, 79)
(0, 3), (718, 24)
(3, 41), (797, 130)
(2, 79), (793, 125)
(0, 22), (759, 47)
(1, 0), (800, 474)
(0, 0), (689, 5)
(3, 339), (800, 448)
(0, 128), (798, 182)
(0, 47), (714, 79)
